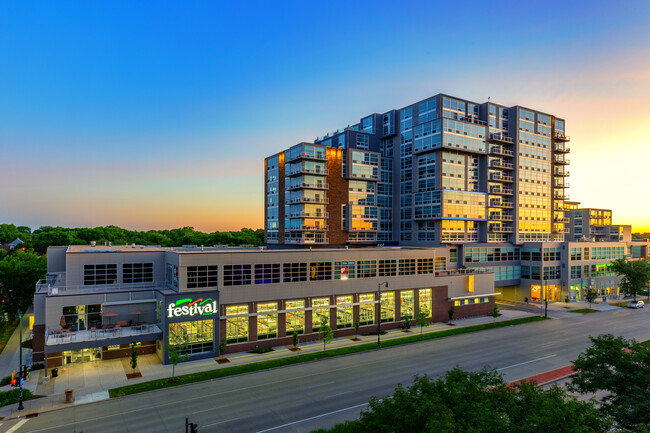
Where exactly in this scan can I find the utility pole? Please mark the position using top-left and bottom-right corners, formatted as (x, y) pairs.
(17, 311), (24, 410)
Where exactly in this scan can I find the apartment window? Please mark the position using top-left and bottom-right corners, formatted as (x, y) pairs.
(570, 266), (581, 279)
(84, 264), (117, 286)
(283, 263), (307, 283)
(449, 248), (457, 263)
(123, 263), (153, 284)
(254, 264), (280, 284)
(334, 261), (356, 280)
(399, 259), (416, 276)
(187, 266), (219, 288)
(223, 265), (252, 286)
(435, 257), (447, 271)
(358, 260), (377, 278)
(418, 258), (435, 274)
(378, 259), (397, 277)
(309, 262), (332, 281)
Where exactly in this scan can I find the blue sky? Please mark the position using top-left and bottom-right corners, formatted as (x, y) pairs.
(1, 1), (649, 231)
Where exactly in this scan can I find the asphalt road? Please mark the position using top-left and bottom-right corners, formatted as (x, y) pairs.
(2, 307), (648, 433)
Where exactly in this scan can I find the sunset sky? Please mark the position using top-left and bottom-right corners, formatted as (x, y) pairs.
(1, 1), (649, 233)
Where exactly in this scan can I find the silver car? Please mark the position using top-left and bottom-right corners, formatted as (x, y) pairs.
(628, 300), (645, 309)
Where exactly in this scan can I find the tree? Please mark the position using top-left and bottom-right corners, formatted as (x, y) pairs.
(584, 287), (598, 310)
(0, 249), (47, 314)
(401, 313), (412, 329)
(447, 304), (455, 322)
(130, 342), (138, 375)
(292, 331), (298, 348)
(414, 309), (429, 340)
(611, 258), (650, 301)
(313, 367), (609, 433)
(219, 335), (228, 359)
(165, 341), (190, 381)
(318, 318), (333, 354)
(569, 334), (650, 431)
(353, 318), (360, 338)
(492, 304), (500, 319)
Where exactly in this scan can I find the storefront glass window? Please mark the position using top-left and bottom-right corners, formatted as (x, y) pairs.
(225, 305), (248, 343)
(256, 302), (278, 340)
(380, 292), (395, 323)
(286, 300), (305, 335)
(419, 288), (432, 317)
(400, 290), (414, 317)
(312, 298), (330, 331)
(359, 294), (375, 325)
(169, 320), (214, 355)
(336, 296), (353, 328)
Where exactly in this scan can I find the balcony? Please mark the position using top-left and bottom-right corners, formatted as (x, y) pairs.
(553, 203), (566, 211)
(285, 182), (329, 191)
(490, 214), (514, 221)
(554, 133), (570, 142)
(458, 116), (487, 126)
(554, 227), (570, 234)
(553, 169), (570, 177)
(554, 193), (570, 200)
(489, 172), (514, 183)
(46, 323), (163, 347)
(299, 225), (328, 231)
(285, 236), (329, 245)
(287, 197), (329, 204)
(488, 224), (514, 233)
(489, 186), (513, 195)
(489, 146), (514, 157)
(487, 133), (514, 145)
(490, 200), (514, 208)
(554, 156), (570, 165)
(286, 152), (327, 163)
(288, 211), (328, 219)
(554, 217), (570, 223)
(287, 167), (329, 176)
(553, 181), (570, 189)
(489, 160), (514, 170)
(553, 143), (570, 154)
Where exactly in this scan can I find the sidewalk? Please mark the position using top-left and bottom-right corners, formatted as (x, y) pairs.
(0, 308), (537, 419)
(0, 313), (33, 383)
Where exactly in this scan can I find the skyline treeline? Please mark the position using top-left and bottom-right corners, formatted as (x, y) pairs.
(0, 224), (264, 255)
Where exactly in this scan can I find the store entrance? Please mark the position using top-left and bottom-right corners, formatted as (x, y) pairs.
(63, 347), (102, 364)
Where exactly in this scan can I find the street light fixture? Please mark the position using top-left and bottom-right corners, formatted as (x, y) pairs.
(377, 282), (388, 349)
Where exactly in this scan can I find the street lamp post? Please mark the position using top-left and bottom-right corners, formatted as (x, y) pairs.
(377, 282), (388, 349)
(17, 310), (24, 410)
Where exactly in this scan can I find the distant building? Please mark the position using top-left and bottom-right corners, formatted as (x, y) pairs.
(565, 202), (631, 242)
(0, 238), (23, 251)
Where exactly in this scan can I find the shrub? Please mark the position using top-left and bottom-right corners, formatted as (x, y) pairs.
(0, 389), (34, 407)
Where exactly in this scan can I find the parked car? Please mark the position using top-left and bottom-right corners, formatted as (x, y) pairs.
(628, 300), (645, 309)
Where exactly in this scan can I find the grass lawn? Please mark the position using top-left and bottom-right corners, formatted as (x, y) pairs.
(109, 316), (546, 398)
(0, 320), (18, 356)
(567, 309), (600, 314)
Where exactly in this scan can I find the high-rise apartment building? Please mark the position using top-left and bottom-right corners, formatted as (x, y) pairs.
(565, 201), (631, 242)
(265, 93), (570, 247)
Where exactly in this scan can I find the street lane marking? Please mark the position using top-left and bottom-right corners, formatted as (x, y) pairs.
(327, 391), (352, 398)
(254, 403), (369, 433)
(203, 417), (241, 428)
(6, 419), (28, 433)
(496, 355), (556, 371)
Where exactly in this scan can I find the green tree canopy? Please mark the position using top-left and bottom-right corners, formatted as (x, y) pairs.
(570, 334), (650, 432)
(0, 249), (47, 314)
(315, 367), (609, 433)
(611, 258), (650, 300)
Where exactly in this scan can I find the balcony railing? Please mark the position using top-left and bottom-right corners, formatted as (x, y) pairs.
(288, 211), (328, 219)
(458, 116), (487, 126)
(554, 227), (570, 234)
(490, 200), (514, 208)
(554, 133), (570, 142)
(487, 133), (514, 144)
(287, 167), (329, 176)
(489, 146), (514, 157)
(46, 323), (162, 346)
(489, 186), (513, 195)
(553, 181), (570, 188)
(489, 160), (514, 170)
(554, 193), (570, 200)
(490, 214), (514, 221)
(553, 169), (570, 177)
(298, 225), (328, 231)
(554, 217), (570, 223)
(285, 182), (329, 191)
(285, 236), (329, 245)
(287, 197), (329, 204)
(489, 172), (514, 183)
(553, 143), (570, 153)
(554, 156), (570, 165)
(488, 225), (514, 233)
(286, 152), (327, 162)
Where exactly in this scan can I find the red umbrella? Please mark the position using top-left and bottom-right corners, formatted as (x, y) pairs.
(101, 311), (119, 325)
